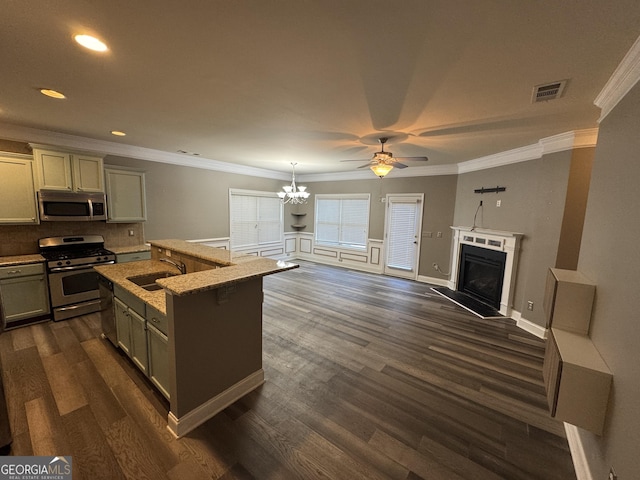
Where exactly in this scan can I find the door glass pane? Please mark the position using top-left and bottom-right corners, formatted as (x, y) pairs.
(387, 201), (417, 271)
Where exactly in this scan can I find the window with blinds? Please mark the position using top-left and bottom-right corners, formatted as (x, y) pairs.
(229, 189), (283, 248)
(315, 194), (370, 249)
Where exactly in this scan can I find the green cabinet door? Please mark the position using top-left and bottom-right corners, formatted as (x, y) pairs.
(147, 323), (170, 400)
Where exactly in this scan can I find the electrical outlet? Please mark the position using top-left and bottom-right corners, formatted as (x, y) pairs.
(128, 229), (135, 236)
(432, 263), (438, 270)
(609, 467), (617, 480)
(496, 199), (502, 207)
(527, 301), (534, 311)
(437, 231), (443, 238)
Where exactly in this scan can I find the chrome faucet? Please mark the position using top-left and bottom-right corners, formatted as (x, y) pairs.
(159, 257), (186, 274)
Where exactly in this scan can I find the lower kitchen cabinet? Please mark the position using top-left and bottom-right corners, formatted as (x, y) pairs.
(115, 297), (132, 355)
(114, 296), (149, 374)
(0, 263), (50, 327)
(113, 290), (169, 399)
(147, 323), (170, 399)
(129, 308), (148, 374)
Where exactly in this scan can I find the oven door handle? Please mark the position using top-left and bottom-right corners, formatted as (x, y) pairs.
(49, 261), (115, 273)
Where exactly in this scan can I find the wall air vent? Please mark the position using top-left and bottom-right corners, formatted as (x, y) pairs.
(531, 80), (567, 103)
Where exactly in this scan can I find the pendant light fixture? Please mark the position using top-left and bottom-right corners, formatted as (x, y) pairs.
(277, 162), (309, 204)
(370, 163), (394, 178)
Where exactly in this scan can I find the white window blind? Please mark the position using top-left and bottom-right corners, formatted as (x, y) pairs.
(315, 194), (369, 249)
(230, 190), (283, 248)
(386, 200), (418, 271)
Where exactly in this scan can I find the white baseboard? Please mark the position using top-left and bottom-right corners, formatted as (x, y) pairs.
(565, 423), (594, 480)
(511, 310), (548, 339)
(167, 369), (265, 438)
(417, 274), (449, 286)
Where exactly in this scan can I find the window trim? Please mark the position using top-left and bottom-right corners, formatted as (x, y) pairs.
(314, 193), (370, 251)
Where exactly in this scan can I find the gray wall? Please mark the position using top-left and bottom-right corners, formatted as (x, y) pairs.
(453, 152), (576, 326)
(296, 175), (458, 278)
(104, 156), (286, 240)
(575, 81), (640, 479)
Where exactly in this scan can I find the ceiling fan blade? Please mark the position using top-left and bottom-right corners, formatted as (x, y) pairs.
(394, 162), (409, 169)
(340, 158), (371, 163)
(357, 162), (374, 169)
(395, 156), (428, 162)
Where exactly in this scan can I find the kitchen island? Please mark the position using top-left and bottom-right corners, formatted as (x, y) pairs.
(94, 239), (298, 437)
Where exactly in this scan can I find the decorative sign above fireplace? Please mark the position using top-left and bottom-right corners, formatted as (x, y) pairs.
(449, 226), (523, 317)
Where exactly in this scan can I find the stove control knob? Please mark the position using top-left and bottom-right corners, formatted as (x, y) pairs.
(57, 261), (63, 266)
(65, 260), (71, 265)
(96, 256), (102, 262)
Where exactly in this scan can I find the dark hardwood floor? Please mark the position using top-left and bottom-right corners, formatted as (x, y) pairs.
(0, 261), (576, 479)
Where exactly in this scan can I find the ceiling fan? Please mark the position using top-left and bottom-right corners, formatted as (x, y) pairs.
(341, 137), (428, 177)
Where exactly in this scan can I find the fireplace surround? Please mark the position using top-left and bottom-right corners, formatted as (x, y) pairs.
(448, 227), (523, 317)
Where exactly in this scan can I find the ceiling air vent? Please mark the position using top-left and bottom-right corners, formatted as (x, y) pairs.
(531, 80), (567, 103)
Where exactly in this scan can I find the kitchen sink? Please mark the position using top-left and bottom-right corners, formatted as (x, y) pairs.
(127, 271), (178, 291)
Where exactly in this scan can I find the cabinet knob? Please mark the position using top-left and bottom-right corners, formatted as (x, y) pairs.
(151, 317), (159, 323)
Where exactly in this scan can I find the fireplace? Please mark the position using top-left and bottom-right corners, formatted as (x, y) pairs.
(458, 244), (506, 308)
(448, 227), (523, 317)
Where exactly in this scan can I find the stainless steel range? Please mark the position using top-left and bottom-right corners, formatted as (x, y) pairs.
(39, 235), (115, 321)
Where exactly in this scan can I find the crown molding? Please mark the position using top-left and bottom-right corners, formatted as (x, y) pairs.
(0, 122), (290, 181)
(457, 128), (598, 174)
(0, 122), (597, 181)
(539, 128), (599, 154)
(594, 34), (640, 122)
(457, 143), (542, 174)
(298, 163), (458, 183)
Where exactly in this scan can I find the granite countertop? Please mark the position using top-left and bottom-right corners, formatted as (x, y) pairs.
(94, 240), (298, 311)
(108, 244), (151, 255)
(0, 254), (45, 267)
(94, 260), (175, 314)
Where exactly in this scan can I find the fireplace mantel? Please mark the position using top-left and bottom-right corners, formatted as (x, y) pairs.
(449, 226), (523, 317)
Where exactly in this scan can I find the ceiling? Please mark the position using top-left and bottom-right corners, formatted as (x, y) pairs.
(1, 1), (639, 177)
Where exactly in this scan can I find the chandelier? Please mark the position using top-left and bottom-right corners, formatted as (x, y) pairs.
(277, 162), (309, 204)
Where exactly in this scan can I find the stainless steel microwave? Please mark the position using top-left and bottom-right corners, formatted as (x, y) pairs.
(38, 191), (107, 221)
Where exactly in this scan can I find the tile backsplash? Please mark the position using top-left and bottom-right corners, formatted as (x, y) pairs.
(0, 222), (145, 256)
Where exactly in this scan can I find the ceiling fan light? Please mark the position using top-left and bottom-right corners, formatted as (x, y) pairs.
(371, 163), (393, 178)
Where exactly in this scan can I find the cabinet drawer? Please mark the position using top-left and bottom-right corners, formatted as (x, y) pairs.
(146, 305), (168, 336)
(117, 251), (151, 263)
(114, 284), (146, 317)
(0, 263), (45, 279)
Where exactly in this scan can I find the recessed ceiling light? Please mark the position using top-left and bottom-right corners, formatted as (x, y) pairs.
(40, 89), (66, 99)
(111, 130), (126, 136)
(74, 34), (108, 52)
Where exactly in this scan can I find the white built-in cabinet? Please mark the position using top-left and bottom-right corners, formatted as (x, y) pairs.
(146, 305), (170, 399)
(31, 146), (104, 192)
(114, 285), (169, 400)
(0, 153), (39, 224)
(542, 268), (612, 435)
(114, 288), (149, 375)
(104, 167), (147, 222)
(0, 263), (50, 327)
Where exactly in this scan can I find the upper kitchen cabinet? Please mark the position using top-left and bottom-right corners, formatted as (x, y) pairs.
(31, 146), (104, 192)
(105, 167), (147, 222)
(0, 153), (39, 224)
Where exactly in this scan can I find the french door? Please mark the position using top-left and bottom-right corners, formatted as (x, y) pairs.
(383, 194), (423, 279)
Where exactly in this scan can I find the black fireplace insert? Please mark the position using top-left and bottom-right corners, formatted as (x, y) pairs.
(457, 244), (507, 308)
